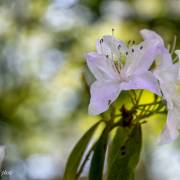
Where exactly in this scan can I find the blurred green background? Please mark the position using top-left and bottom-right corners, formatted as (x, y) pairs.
(0, 0), (180, 179)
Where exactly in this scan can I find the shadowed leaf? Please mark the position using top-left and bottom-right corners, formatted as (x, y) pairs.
(107, 124), (142, 180)
(89, 127), (109, 180)
(63, 121), (102, 180)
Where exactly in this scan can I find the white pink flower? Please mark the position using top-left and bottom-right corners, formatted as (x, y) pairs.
(85, 30), (161, 115)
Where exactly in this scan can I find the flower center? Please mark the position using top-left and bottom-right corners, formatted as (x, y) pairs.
(119, 70), (129, 82)
(99, 37), (144, 80)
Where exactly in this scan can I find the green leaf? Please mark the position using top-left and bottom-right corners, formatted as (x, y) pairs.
(107, 124), (142, 180)
(63, 121), (101, 180)
(89, 127), (109, 180)
(107, 126), (127, 169)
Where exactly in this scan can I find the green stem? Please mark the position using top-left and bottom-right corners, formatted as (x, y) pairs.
(132, 90), (137, 103)
(136, 100), (163, 108)
(136, 90), (143, 105)
(129, 91), (136, 106)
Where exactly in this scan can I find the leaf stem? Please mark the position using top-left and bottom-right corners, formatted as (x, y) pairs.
(136, 101), (163, 108)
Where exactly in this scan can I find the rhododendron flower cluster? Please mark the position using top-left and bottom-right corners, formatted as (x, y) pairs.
(85, 29), (180, 144)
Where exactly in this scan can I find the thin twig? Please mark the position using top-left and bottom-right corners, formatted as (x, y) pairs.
(132, 90), (137, 104)
(136, 101), (162, 108)
(129, 91), (136, 106)
(171, 35), (177, 55)
(136, 90), (143, 105)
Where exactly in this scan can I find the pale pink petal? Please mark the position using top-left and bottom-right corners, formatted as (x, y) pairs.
(89, 81), (121, 115)
(154, 62), (179, 83)
(175, 50), (180, 80)
(124, 40), (161, 75)
(96, 35), (127, 57)
(85, 52), (117, 80)
(96, 39), (111, 55)
(158, 48), (173, 68)
(120, 71), (161, 95)
(160, 84), (174, 109)
(159, 110), (179, 144)
(141, 29), (172, 68)
(140, 29), (164, 46)
(103, 35), (127, 53)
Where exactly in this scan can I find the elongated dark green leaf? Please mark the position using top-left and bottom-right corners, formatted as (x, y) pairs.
(63, 121), (101, 180)
(107, 124), (142, 180)
(89, 127), (109, 180)
(108, 126), (127, 169)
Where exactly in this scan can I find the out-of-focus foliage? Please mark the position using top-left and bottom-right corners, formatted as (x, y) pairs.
(0, 0), (180, 179)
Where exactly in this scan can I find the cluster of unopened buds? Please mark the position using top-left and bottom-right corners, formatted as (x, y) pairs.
(85, 29), (180, 144)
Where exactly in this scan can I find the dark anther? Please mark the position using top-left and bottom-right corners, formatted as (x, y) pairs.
(118, 44), (121, 49)
(120, 145), (126, 150)
(132, 40), (135, 44)
(121, 151), (126, 156)
(140, 46), (143, 50)
(108, 100), (111, 105)
(106, 54), (109, 58)
(100, 38), (103, 43)
(126, 52), (128, 56)
(132, 48), (134, 53)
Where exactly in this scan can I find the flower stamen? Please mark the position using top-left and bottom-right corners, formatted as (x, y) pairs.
(118, 44), (121, 50)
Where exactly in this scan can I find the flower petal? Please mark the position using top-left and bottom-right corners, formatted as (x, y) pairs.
(140, 29), (164, 46)
(89, 81), (121, 115)
(154, 62), (179, 84)
(96, 38), (111, 55)
(175, 50), (180, 80)
(96, 35), (127, 59)
(141, 29), (172, 68)
(120, 71), (161, 95)
(159, 110), (179, 144)
(158, 48), (173, 68)
(124, 40), (161, 75)
(85, 52), (117, 80)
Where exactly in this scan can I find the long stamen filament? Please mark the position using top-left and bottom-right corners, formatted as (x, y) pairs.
(100, 38), (104, 54)
(170, 35), (177, 55)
